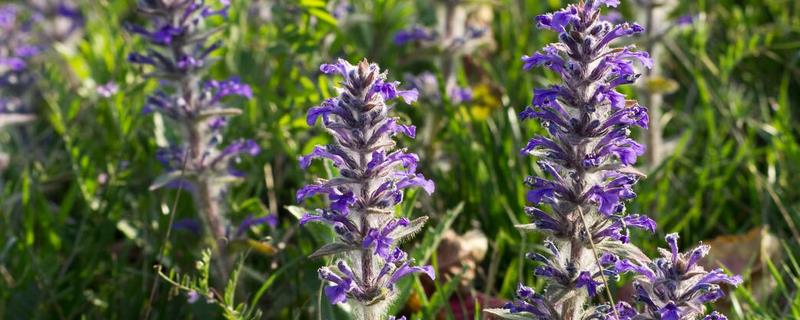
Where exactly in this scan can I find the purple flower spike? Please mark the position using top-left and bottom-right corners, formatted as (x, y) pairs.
(496, 2), (741, 320)
(127, 0), (258, 250)
(299, 59), (434, 311)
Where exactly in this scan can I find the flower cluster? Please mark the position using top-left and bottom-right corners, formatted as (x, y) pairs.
(393, 0), (491, 105)
(486, 1), (740, 319)
(0, 3), (83, 170)
(613, 234), (742, 320)
(298, 59), (434, 318)
(30, 0), (85, 42)
(0, 2), (83, 111)
(0, 4), (40, 115)
(127, 0), (258, 245)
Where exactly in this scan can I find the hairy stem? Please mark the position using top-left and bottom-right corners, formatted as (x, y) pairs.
(562, 237), (588, 320)
(576, 206), (618, 318)
(175, 38), (230, 281)
(357, 135), (377, 319)
(190, 123), (231, 282)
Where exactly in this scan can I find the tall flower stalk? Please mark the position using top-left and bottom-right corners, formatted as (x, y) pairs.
(298, 58), (435, 319)
(486, 1), (740, 319)
(127, 0), (258, 274)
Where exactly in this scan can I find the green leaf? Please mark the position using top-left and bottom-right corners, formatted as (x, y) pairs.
(388, 216), (429, 243)
(483, 308), (535, 320)
(285, 205), (309, 220)
(299, 0), (327, 7)
(197, 108), (243, 119)
(308, 8), (338, 26)
(149, 171), (191, 191)
(308, 242), (358, 259)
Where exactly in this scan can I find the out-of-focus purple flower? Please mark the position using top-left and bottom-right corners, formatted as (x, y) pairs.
(404, 72), (440, 102)
(602, 11), (624, 23)
(299, 59), (434, 310)
(676, 15), (695, 26)
(129, 0), (257, 179)
(29, 1), (85, 41)
(174, 218), (202, 235)
(234, 214), (277, 238)
(205, 77), (254, 102)
(330, 0), (353, 20)
(128, 0), (257, 247)
(393, 26), (437, 45)
(187, 290), (200, 304)
(0, 6), (17, 29)
(0, 4), (41, 114)
(448, 86), (472, 104)
(96, 81), (118, 98)
(54, 3), (85, 36)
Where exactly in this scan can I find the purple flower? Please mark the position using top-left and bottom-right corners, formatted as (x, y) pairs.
(387, 261), (435, 289)
(96, 82), (119, 98)
(393, 26), (437, 45)
(174, 218), (202, 235)
(220, 139), (261, 158)
(330, 0), (353, 20)
(0, 4), (45, 114)
(575, 271), (601, 296)
(592, 0), (621, 9)
(502, 284), (553, 317)
(299, 59), (434, 308)
(676, 15), (695, 26)
(187, 290), (200, 304)
(535, 6), (579, 33)
(615, 234), (740, 319)
(404, 72), (440, 102)
(704, 311), (728, 320)
(128, 1), (257, 248)
(319, 263), (361, 304)
(448, 86), (473, 104)
(205, 77), (253, 103)
(363, 218), (409, 258)
(373, 80), (419, 104)
(234, 214), (277, 238)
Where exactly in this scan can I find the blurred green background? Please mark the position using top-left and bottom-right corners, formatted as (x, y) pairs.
(1, 0), (800, 319)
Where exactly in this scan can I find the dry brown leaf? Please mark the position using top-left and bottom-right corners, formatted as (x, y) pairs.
(702, 226), (781, 302)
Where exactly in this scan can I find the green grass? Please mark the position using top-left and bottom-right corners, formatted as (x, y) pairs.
(1, 0), (800, 319)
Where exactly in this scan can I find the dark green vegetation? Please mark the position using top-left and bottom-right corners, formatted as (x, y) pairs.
(1, 0), (800, 319)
